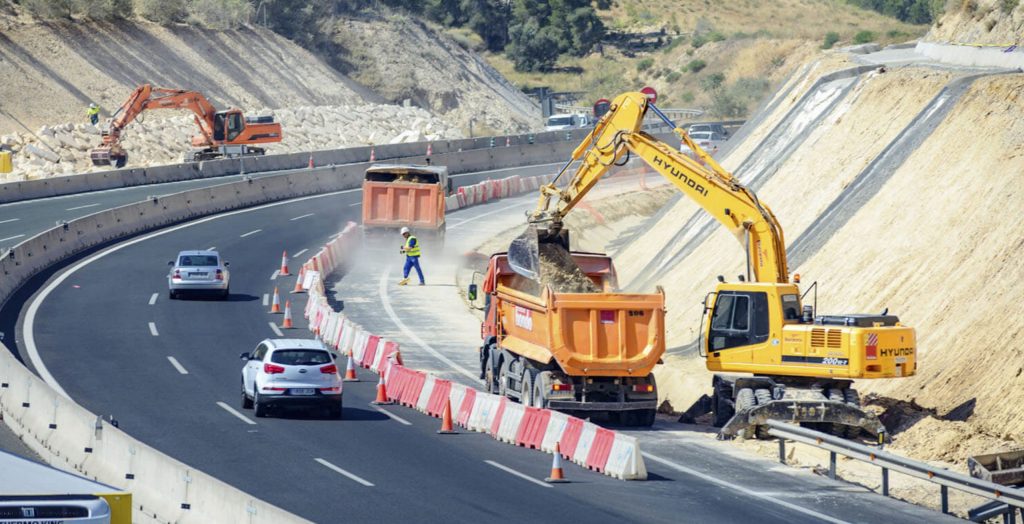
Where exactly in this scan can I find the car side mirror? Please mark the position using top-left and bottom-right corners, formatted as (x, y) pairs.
(223, 261), (230, 267)
(240, 352), (251, 360)
(168, 261), (174, 266)
(331, 353), (338, 360)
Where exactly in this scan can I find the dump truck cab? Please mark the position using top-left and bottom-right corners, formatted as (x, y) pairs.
(361, 164), (450, 244)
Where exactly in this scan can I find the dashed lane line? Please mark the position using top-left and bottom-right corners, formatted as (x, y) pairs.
(314, 458), (374, 487)
(148, 293), (158, 305)
(0, 218), (19, 224)
(292, 249), (308, 258)
(262, 293), (269, 307)
(167, 356), (188, 375)
(240, 229), (262, 238)
(65, 203), (101, 211)
(148, 322), (159, 337)
(270, 269), (280, 281)
(371, 405), (412, 426)
(290, 213), (315, 221)
(216, 401), (256, 425)
(268, 322), (284, 337)
(484, 460), (552, 489)
(0, 234), (25, 243)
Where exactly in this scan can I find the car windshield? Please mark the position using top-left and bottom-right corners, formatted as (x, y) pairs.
(690, 132), (713, 140)
(271, 349), (331, 366)
(178, 255), (219, 267)
(548, 116), (573, 126)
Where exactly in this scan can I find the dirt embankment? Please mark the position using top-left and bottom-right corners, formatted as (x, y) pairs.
(325, 15), (538, 134)
(926, 0), (1024, 44)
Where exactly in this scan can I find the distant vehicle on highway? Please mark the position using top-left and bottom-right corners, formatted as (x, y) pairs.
(687, 123), (730, 139)
(167, 250), (230, 299)
(240, 339), (343, 419)
(680, 130), (726, 162)
(544, 113), (589, 131)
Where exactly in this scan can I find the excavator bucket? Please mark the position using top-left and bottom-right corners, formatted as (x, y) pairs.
(507, 224), (571, 280)
(90, 147), (126, 168)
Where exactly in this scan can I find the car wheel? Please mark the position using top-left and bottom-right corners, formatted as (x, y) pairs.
(332, 399), (343, 420)
(168, 289), (177, 300)
(254, 390), (268, 418)
(241, 379), (253, 409)
(221, 288), (229, 300)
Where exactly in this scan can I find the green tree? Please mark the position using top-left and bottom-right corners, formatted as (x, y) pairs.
(134, 0), (188, 24)
(565, 6), (604, 55)
(853, 30), (876, 44)
(188, 0), (252, 29)
(426, 0), (466, 26)
(506, 17), (560, 71)
(462, 0), (510, 51)
(700, 72), (725, 91)
(822, 31), (840, 49)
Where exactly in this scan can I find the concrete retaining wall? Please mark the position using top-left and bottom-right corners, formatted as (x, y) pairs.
(916, 41), (1024, 70)
(0, 135), (613, 522)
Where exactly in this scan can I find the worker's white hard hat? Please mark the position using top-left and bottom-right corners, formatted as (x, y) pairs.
(400, 226), (410, 235)
(89, 103), (97, 109)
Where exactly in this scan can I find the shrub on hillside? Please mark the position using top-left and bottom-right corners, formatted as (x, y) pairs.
(686, 59), (706, 72)
(666, 71), (682, 83)
(636, 58), (654, 71)
(711, 90), (746, 118)
(823, 31), (840, 49)
(188, 0), (252, 29)
(853, 30), (876, 44)
(135, 0), (187, 24)
(22, 0), (131, 19)
(700, 72), (725, 91)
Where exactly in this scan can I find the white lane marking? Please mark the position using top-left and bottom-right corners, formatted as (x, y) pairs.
(314, 458), (375, 487)
(270, 269), (279, 281)
(372, 405), (412, 426)
(148, 322), (159, 336)
(484, 460), (552, 489)
(378, 268), (477, 381)
(207, 246), (216, 251)
(240, 229), (262, 238)
(448, 202), (527, 229)
(217, 401), (256, 425)
(148, 293), (158, 305)
(292, 248), (308, 258)
(642, 452), (851, 524)
(268, 322), (284, 337)
(348, 202), (361, 207)
(290, 213), (315, 221)
(65, 203), (101, 211)
(0, 218), (19, 224)
(24, 188), (363, 399)
(167, 356), (188, 375)
(262, 293), (270, 306)
(0, 234), (25, 243)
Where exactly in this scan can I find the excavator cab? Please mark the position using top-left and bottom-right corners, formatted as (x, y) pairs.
(212, 110), (244, 143)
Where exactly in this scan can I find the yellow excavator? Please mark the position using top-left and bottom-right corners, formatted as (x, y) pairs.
(509, 90), (916, 439)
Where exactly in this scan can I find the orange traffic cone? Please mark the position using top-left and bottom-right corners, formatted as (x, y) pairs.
(426, 143), (432, 157)
(308, 153), (314, 169)
(291, 266), (306, 293)
(281, 300), (294, 328)
(437, 398), (457, 434)
(505, 136), (511, 147)
(270, 287), (282, 313)
(369, 147), (376, 162)
(343, 349), (359, 382)
(279, 250), (290, 276)
(545, 442), (569, 483)
(371, 374), (392, 405)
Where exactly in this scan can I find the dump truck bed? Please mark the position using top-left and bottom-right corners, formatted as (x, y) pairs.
(489, 253), (665, 378)
(362, 181), (445, 229)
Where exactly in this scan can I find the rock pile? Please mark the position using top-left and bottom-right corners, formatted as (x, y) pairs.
(2, 103), (463, 181)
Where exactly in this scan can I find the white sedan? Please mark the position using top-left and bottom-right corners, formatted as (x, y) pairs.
(240, 339), (343, 419)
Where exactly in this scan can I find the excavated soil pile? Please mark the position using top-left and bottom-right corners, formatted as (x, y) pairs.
(507, 242), (600, 296)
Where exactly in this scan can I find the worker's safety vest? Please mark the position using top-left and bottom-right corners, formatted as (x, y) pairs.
(86, 106), (100, 116)
(405, 235), (421, 257)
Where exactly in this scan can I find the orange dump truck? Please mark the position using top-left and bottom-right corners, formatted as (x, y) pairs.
(362, 164), (450, 242)
(471, 252), (665, 426)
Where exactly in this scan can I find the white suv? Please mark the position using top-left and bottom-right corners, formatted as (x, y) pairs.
(240, 339), (343, 418)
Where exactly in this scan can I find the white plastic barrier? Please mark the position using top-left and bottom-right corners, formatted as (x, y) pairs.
(494, 402), (525, 444)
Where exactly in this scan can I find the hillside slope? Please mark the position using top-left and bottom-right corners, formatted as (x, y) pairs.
(612, 49), (1024, 464)
(926, 0), (1024, 44)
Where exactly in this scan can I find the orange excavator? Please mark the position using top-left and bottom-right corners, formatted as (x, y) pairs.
(90, 84), (283, 168)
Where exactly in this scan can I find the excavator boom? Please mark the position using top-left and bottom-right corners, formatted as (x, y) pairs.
(513, 91), (788, 284)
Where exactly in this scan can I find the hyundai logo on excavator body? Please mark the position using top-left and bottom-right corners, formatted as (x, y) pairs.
(651, 155), (710, 197)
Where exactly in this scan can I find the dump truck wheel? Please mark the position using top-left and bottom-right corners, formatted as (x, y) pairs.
(498, 358), (510, 398)
(521, 369), (534, 406)
(637, 409), (656, 427)
(532, 380), (545, 409)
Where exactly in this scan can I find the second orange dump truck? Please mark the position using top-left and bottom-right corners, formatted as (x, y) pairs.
(361, 164), (451, 243)
(471, 250), (664, 426)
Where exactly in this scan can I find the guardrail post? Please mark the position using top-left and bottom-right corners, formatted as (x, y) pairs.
(829, 451), (837, 480)
(881, 467), (889, 496)
(778, 438), (786, 464)
(1004, 509), (1015, 524)
(941, 485), (949, 514)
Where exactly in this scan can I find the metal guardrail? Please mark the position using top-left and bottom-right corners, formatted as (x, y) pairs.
(768, 420), (1024, 519)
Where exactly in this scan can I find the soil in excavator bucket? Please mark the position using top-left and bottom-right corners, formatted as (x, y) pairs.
(507, 225), (599, 294)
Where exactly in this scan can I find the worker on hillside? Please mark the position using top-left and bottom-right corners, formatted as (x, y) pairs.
(86, 103), (100, 126)
(398, 226), (425, 286)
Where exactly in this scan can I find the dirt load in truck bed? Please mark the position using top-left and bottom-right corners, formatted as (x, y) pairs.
(508, 243), (600, 295)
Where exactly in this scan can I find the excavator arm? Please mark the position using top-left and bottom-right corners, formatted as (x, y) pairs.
(519, 91), (789, 284)
(91, 84), (221, 167)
